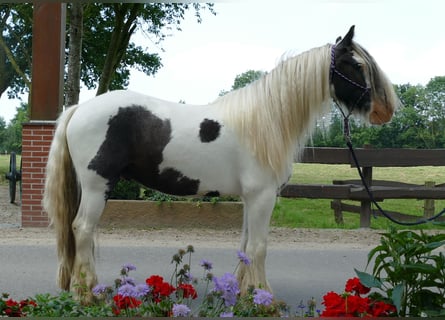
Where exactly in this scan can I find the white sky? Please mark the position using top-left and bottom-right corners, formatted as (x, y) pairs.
(1, 0), (445, 123)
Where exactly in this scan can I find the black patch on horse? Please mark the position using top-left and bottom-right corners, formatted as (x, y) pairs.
(88, 105), (200, 198)
(156, 167), (200, 196)
(199, 118), (221, 143)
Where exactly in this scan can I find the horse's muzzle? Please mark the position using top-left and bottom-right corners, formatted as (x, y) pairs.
(369, 102), (394, 125)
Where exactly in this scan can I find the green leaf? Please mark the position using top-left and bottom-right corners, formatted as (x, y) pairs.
(391, 283), (404, 314)
(354, 269), (382, 289)
(403, 263), (436, 273)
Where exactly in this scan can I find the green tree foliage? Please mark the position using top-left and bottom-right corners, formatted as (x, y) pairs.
(0, 117), (6, 152)
(2, 103), (29, 153)
(0, 3), (215, 100)
(219, 69), (266, 96)
(84, 3), (215, 96)
(0, 4), (32, 99)
(231, 69), (266, 90)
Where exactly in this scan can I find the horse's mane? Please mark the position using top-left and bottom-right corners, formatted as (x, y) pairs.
(351, 42), (399, 115)
(214, 44), (333, 182)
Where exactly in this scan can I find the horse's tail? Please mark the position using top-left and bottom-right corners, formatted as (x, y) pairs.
(43, 105), (79, 291)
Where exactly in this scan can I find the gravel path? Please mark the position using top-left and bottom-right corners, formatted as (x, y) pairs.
(0, 184), (21, 228)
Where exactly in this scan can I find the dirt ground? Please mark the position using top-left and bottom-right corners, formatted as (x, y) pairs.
(0, 184), (384, 249)
(1, 184), (441, 250)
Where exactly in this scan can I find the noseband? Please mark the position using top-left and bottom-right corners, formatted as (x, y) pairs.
(329, 45), (371, 114)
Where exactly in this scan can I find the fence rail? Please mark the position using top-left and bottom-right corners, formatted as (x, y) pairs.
(279, 147), (445, 227)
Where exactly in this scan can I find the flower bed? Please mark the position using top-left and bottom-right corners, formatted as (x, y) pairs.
(1, 228), (444, 317)
(100, 200), (243, 229)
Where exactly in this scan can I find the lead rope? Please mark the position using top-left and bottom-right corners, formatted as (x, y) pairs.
(341, 114), (445, 226)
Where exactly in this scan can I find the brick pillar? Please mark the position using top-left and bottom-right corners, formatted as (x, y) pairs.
(22, 3), (65, 227)
(21, 122), (55, 227)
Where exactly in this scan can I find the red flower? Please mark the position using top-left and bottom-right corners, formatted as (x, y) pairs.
(146, 275), (176, 302)
(345, 294), (370, 316)
(20, 299), (37, 308)
(345, 277), (371, 295)
(3, 298), (21, 317)
(321, 278), (397, 317)
(370, 300), (397, 317)
(159, 282), (176, 296)
(177, 283), (198, 299)
(113, 294), (142, 310)
(321, 291), (346, 316)
(6, 299), (18, 308)
(146, 275), (164, 288)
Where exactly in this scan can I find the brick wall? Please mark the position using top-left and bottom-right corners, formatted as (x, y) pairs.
(21, 121), (55, 227)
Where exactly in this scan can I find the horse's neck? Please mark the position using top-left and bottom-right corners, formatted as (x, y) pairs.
(218, 45), (332, 181)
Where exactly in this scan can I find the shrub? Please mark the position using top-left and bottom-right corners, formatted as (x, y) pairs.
(109, 179), (141, 200)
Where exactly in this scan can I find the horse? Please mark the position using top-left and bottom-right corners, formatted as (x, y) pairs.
(43, 25), (399, 299)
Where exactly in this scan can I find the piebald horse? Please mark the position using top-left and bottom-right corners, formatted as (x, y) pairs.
(44, 26), (398, 299)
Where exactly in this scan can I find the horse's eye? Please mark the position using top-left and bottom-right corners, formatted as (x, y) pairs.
(354, 62), (363, 69)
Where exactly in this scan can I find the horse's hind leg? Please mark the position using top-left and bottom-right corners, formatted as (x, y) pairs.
(70, 179), (108, 301)
(238, 188), (276, 293)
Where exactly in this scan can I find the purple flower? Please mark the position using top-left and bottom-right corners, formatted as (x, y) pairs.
(118, 283), (137, 298)
(213, 273), (240, 307)
(134, 283), (151, 298)
(237, 250), (251, 265)
(92, 284), (109, 296)
(172, 303), (191, 317)
(219, 311), (234, 317)
(253, 288), (273, 306)
(200, 259), (213, 271)
(122, 263), (137, 272)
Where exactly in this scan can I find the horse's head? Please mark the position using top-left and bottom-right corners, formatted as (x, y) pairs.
(330, 25), (399, 125)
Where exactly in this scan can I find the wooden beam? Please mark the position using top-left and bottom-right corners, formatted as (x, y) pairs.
(300, 147), (445, 167)
(30, 3), (66, 120)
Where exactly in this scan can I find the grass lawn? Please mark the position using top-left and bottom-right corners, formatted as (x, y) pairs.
(272, 163), (445, 230)
(0, 154), (21, 185)
(1, 154), (444, 230)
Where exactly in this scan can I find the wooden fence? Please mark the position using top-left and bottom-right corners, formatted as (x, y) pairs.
(279, 147), (445, 227)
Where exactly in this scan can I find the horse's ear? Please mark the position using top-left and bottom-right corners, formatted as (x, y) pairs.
(336, 25), (355, 49)
(335, 36), (342, 44)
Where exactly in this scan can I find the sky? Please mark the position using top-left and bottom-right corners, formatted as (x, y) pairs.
(1, 0), (445, 123)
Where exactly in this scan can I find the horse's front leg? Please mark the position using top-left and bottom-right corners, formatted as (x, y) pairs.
(238, 188), (277, 294)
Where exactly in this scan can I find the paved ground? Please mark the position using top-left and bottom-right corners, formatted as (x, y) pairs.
(0, 238), (370, 313)
(0, 184), (440, 313)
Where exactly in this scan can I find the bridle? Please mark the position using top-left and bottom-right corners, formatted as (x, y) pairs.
(329, 45), (371, 121)
(329, 45), (445, 226)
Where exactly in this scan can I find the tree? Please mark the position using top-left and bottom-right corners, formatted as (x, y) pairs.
(424, 76), (445, 147)
(219, 69), (267, 96)
(65, 3), (84, 107)
(231, 69), (266, 90)
(1, 3), (216, 105)
(74, 3), (215, 100)
(0, 117), (6, 153)
(0, 4), (32, 99)
(3, 103), (29, 153)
